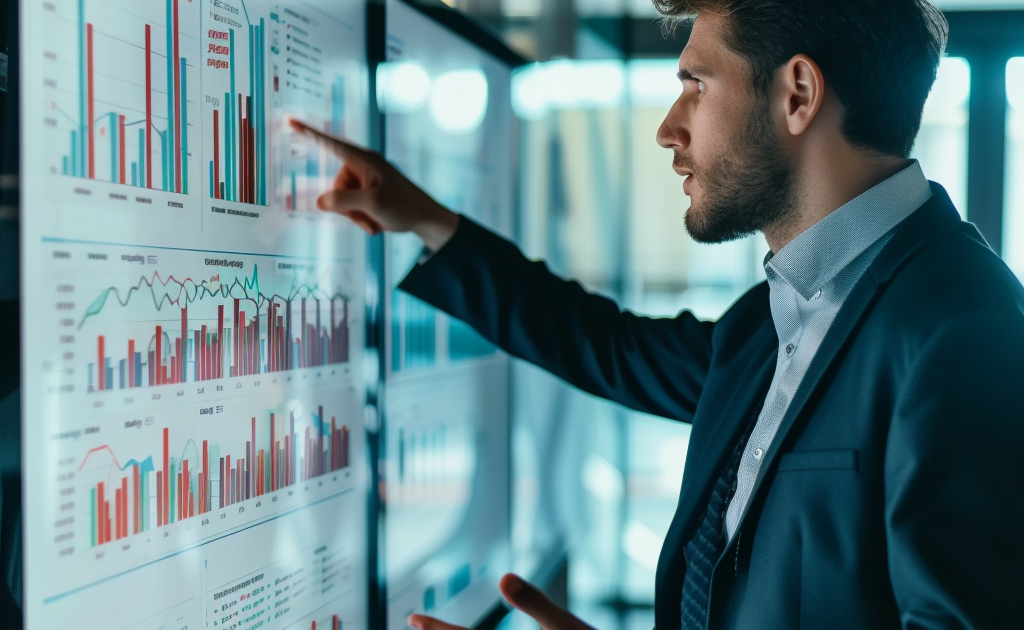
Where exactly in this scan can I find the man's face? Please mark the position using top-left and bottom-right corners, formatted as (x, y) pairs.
(657, 13), (796, 245)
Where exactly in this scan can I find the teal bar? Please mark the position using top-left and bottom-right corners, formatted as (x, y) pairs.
(109, 113), (118, 183)
(78, 0), (86, 177)
(138, 128), (146, 189)
(258, 20), (266, 204)
(71, 131), (78, 178)
(290, 171), (296, 210)
(209, 161), (214, 197)
(169, 459), (176, 524)
(165, 0), (175, 191)
(132, 163), (137, 186)
(62, 156), (68, 175)
(180, 58), (188, 194)
(225, 91), (233, 202)
(229, 29), (236, 201)
(160, 131), (168, 191)
(248, 24), (254, 204)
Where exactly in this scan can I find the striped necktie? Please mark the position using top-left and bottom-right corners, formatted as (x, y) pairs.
(679, 425), (752, 630)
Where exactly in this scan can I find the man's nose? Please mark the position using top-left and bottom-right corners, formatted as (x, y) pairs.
(657, 98), (690, 150)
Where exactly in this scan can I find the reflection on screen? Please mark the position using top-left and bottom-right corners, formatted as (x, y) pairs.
(382, 2), (514, 629)
(20, 1), (372, 629)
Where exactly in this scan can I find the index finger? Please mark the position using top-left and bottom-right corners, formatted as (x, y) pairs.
(407, 614), (469, 630)
(288, 116), (372, 160)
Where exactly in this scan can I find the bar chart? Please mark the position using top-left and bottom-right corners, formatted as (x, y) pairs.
(74, 404), (350, 549)
(50, 0), (198, 193)
(203, 3), (269, 205)
(77, 263), (353, 393)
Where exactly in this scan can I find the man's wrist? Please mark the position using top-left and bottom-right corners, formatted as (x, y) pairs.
(414, 205), (460, 252)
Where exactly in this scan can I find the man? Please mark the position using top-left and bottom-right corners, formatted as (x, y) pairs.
(293, 0), (1024, 627)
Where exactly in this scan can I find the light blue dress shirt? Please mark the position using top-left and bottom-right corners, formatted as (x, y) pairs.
(723, 161), (934, 541)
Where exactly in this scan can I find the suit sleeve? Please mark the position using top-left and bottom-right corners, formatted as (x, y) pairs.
(886, 309), (1024, 629)
(398, 216), (714, 421)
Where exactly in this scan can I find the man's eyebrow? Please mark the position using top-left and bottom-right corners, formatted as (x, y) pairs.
(677, 66), (714, 81)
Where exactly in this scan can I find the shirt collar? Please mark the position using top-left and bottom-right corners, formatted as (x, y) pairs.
(764, 161), (932, 300)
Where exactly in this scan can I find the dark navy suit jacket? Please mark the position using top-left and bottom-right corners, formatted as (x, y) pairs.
(399, 184), (1024, 630)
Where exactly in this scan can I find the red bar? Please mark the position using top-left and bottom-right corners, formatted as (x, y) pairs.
(128, 339), (135, 388)
(97, 335), (105, 391)
(270, 414), (276, 491)
(203, 440), (209, 513)
(219, 458), (225, 508)
(170, 356), (177, 386)
(213, 109), (220, 199)
(331, 417), (337, 470)
(121, 476), (128, 538)
(225, 455), (232, 505)
(105, 511), (112, 544)
(248, 117), (255, 203)
(217, 305), (225, 379)
(334, 614), (340, 630)
(258, 450), (264, 496)
(181, 307), (188, 383)
(251, 417), (257, 495)
(87, 23), (95, 179)
(238, 93), (244, 203)
(145, 25), (153, 188)
(156, 472), (163, 527)
(97, 481), (106, 544)
(163, 428), (169, 526)
(155, 325), (163, 386)
(118, 115), (126, 184)
(267, 303), (275, 373)
(132, 465), (140, 534)
(173, 0), (181, 193)
(233, 300), (240, 377)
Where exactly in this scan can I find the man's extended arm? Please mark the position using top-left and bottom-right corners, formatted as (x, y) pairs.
(400, 216), (714, 421)
(289, 119), (715, 421)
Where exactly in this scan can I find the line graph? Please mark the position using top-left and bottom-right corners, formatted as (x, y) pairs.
(81, 264), (353, 392)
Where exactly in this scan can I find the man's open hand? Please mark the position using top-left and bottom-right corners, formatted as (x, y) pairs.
(288, 117), (460, 251)
(407, 574), (596, 630)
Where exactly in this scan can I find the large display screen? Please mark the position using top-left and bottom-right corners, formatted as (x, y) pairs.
(19, 1), (373, 628)
(381, 2), (514, 628)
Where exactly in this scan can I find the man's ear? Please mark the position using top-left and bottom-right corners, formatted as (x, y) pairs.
(779, 54), (826, 137)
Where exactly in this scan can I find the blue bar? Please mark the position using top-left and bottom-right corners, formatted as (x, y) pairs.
(119, 359), (127, 390)
(87, 363), (94, 391)
(105, 359), (114, 391)
(134, 352), (143, 387)
(166, 0), (175, 191)
(109, 113), (118, 183)
(180, 58), (188, 194)
(132, 163), (137, 187)
(62, 156), (69, 175)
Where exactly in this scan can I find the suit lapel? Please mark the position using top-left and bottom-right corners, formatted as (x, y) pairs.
(734, 184), (967, 529)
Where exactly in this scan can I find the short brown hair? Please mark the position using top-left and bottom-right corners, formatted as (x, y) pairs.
(654, 0), (948, 158)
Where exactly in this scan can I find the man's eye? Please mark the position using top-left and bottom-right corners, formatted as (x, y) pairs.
(697, 80), (706, 93)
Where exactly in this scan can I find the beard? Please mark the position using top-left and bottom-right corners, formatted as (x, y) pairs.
(680, 99), (796, 245)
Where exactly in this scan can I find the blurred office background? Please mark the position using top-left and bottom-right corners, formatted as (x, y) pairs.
(415, 2), (1024, 629)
